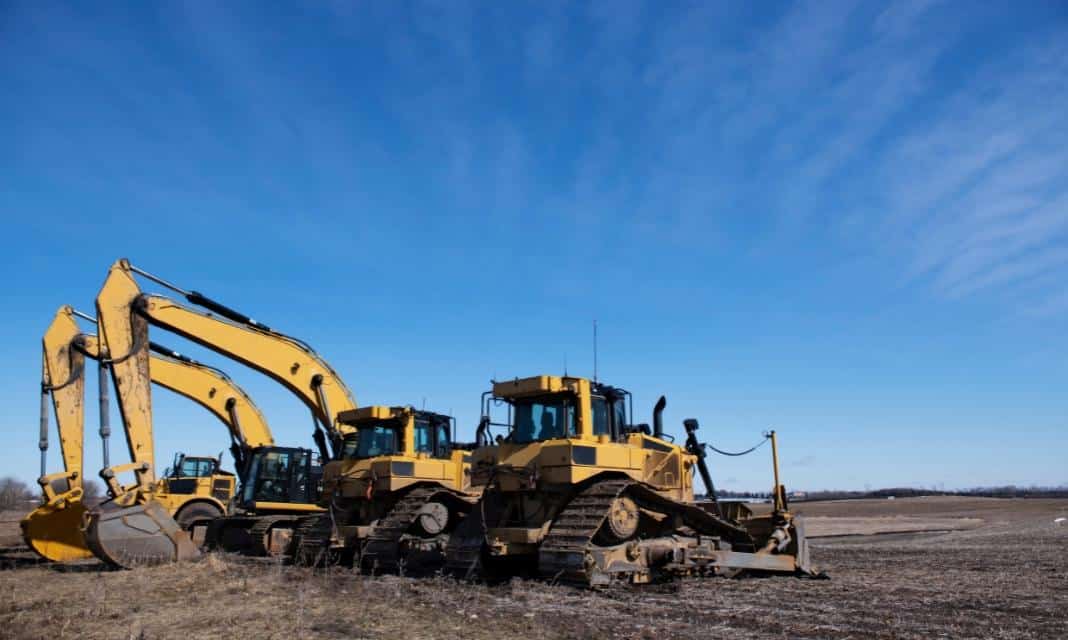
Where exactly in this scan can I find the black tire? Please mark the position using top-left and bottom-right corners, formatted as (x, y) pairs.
(175, 502), (224, 531)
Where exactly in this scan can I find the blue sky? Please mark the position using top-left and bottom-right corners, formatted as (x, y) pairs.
(2, 1), (1066, 492)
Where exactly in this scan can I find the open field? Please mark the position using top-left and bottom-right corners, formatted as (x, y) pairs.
(2, 497), (1066, 639)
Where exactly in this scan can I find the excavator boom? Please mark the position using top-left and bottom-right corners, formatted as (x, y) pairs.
(85, 259), (355, 563)
(106, 259), (356, 459)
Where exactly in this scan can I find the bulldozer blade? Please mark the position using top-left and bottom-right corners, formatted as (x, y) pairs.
(84, 498), (201, 568)
(20, 500), (94, 562)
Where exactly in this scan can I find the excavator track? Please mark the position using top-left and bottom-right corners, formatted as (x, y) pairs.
(362, 486), (473, 573)
(291, 514), (334, 567)
(246, 515), (300, 556)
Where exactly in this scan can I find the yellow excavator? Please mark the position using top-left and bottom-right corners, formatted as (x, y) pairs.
(91, 258), (475, 567)
(21, 306), (250, 562)
(445, 375), (819, 586)
(291, 406), (477, 571)
(86, 259), (346, 560)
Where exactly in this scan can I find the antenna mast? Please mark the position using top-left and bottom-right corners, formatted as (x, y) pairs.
(593, 319), (598, 382)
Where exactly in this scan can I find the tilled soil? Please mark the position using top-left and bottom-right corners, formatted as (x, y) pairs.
(1, 498), (1065, 639)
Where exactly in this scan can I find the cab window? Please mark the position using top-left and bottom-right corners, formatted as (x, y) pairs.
(251, 450), (293, 502)
(177, 457), (214, 478)
(591, 396), (610, 436)
(435, 421), (450, 457)
(354, 424), (399, 458)
(414, 418), (433, 454)
(612, 400), (627, 435)
(513, 397), (576, 443)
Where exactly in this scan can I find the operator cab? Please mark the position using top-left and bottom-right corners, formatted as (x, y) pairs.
(337, 407), (456, 460)
(241, 446), (321, 505)
(481, 376), (634, 444)
(167, 453), (219, 478)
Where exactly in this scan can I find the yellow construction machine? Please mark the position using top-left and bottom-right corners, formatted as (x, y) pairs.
(291, 405), (476, 572)
(88, 259), (343, 559)
(445, 375), (818, 586)
(95, 259), (474, 566)
(21, 307), (247, 562)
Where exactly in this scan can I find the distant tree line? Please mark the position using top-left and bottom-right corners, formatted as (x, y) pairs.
(0, 476), (104, 511)
(710, 485), (1068, 501)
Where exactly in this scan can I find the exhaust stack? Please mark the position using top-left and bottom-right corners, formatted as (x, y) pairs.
(652, 396), (666, 438)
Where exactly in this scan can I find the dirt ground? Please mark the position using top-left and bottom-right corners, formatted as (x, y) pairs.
(2, 497), (1066, 639)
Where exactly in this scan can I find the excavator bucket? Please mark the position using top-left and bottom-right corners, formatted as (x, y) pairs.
(20, 499), (93, 562)
(84, 498), (200, 568)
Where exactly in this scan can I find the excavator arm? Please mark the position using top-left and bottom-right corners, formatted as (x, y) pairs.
(99, 259), (357, 460)
(95, 262), (156, 493)
(40, 306), (87, 493)
(88, 259), (357, 566)
(28, 305), (279, 565)
(20, 307), (94, 562)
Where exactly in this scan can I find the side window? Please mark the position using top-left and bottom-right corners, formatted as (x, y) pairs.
(564, 404), (577, 437)
(612, 400), (627, 436)
(591, 397), (609, 436)
(414, 418), (433, 454)
(436, 420), (451, 457)
(514, 404), (536, 442)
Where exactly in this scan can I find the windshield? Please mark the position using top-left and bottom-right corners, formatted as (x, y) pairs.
(244, 449), (295, 503)
(512, 395), (576, 443)
(173, 457), (215, 478)
(348, 422), (400, 459)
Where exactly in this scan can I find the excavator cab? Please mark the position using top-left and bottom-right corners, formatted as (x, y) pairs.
(200, 446), (324, 557)
(240, 447), (321, 507)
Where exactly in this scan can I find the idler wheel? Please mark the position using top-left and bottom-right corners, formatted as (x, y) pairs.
(600, 495), (639, 544)
(416, 501), (450, 536)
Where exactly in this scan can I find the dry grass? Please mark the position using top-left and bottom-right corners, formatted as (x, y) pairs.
(2, 498), (1066, 639)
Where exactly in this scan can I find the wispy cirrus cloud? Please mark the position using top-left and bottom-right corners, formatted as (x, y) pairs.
(67, 0), (1065, 309)
(505, 1), (1067, 308)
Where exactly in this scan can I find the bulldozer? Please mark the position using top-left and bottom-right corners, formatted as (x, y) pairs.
(445, 375), (818, 586)
(291, 405), (476, 572)
(21, 306), (241, 562)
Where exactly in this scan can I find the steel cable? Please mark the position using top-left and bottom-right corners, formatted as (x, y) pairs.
(703, 433), (770, 457)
